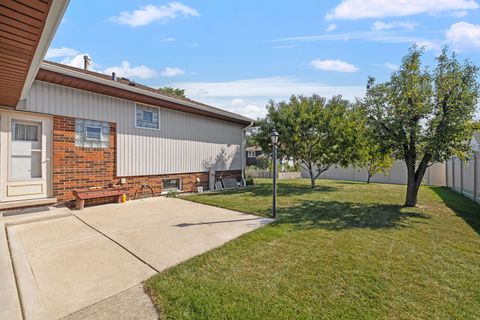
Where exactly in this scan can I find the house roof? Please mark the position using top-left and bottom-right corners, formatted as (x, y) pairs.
(0, 0), (69, 107)
(246, 146), (262, 152)
(36, 61), (254, 126)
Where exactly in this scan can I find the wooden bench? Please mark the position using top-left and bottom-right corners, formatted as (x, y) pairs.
(72, 188), (126, 210)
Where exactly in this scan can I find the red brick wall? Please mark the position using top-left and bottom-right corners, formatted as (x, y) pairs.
(53, 115), (242, 206)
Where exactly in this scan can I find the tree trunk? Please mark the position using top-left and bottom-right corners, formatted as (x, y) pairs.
(310, 175), (316, 188)
(404, 154), (431, 207)
(367, 174), (371, 184)
(404, 157), (418, 207)
(308, 165), (316, 188)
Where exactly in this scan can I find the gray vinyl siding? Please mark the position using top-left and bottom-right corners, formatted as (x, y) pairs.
(24, 81), (244, 176)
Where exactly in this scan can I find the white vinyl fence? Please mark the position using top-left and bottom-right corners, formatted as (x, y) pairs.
(301, 161), (446, 186)
(246, 167), (301, 179)
(445, 153), (479, 204)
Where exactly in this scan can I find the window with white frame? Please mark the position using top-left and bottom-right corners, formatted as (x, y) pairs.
(163, 178), (181, 191)
(247, 151), (256, 158)
(75, 119), (109, 148)
(136, 104), (159, 129)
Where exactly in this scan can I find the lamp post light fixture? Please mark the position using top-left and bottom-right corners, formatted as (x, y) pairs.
(271, 129), (279, 218)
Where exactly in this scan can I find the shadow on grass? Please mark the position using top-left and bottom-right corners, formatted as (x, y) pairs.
(202, 183), (338, 197)
(276, 200), (430, 230)
(430, 186), (480, 235)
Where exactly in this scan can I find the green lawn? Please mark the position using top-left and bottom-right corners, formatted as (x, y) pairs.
(145, 179), (480, 319)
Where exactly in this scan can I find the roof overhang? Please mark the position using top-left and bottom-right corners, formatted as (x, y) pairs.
(0, 0), (69, 108)
(36, 62), (254, 126)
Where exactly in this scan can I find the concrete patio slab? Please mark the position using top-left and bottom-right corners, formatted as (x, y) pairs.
(76, 197), (272, 272)
(5, 196), (271, 320)
(60, 284), (157, 320)
(0, 219), (22, 320)
(8, 216), (156, 320)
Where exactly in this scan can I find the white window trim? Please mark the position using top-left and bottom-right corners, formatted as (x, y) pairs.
(135, 103), (160, 130)
(161, 178), (182, 194)
(247, 151), (256, 158)
(85, 125), (102, 141)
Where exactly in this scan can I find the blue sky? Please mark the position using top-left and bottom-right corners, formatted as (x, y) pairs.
(47, 0), (480, 119)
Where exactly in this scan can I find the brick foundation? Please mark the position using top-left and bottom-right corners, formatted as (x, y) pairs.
(52, 115), (242, 207)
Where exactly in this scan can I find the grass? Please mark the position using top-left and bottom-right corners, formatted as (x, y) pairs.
(145, 179), (480, 319)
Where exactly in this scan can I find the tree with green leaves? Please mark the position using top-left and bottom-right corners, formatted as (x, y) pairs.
(354, 104), (394, 184)
(364, 46), (479, 206)
(255, 95), (361, 188)
(159, 86), (186, 98)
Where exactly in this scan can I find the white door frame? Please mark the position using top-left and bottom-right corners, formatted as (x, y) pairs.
(0, 110), (53, 202)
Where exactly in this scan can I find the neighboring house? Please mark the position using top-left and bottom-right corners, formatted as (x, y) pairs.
(246, 146), (263, 166)
(0, 1), (252, 209)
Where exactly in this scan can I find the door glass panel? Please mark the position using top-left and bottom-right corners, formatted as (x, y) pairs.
(10, 121), (42, 180)
(14, 123), (39, 141)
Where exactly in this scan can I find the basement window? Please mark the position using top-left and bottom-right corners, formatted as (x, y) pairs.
(136, 104), (159, 129)
(75, 119), (109, 148)
(163, 178), (181, 192)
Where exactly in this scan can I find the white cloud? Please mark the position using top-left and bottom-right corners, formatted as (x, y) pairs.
(326, 24), (337, 32)
(103, 61), (157, 79)
(227, 99), (264, 119)
(111, 2), (199, 27)
(159, 67), (185, 77)
(45, 47), (79, 59)
(371, 21), (417, 31)
(310, 59), (359, 73)
(446, 21), (480, 51)
(451, 10), (469, 16)
(160, 37), (175, 42)
(272, 45), (295, 49)
(169, 76), (365, 118)
(326, 0), (479, 20)
(415, 40), (443, 51)
(384, 62), (399, 70)
(60, 54), (92, 69)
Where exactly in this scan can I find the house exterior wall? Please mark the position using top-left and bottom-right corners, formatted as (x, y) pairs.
(24, 81), (245, 177)
(52, 115), (241, 206)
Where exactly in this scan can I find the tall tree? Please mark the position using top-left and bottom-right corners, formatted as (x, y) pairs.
(159, 86), (186, 98)
(365, 46), (479, 206)
(355, 104), (394, 184)
(255, 95), (360, 188)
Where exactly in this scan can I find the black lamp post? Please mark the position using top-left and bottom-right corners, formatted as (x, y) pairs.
(271, 129), (279, 218)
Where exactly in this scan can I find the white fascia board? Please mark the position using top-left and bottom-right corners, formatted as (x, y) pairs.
(20, 0), (71, 101)
(39, 62), (254, 126)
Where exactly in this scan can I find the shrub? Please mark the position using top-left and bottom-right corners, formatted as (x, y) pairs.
(166, 190), (180, 198)
(245, 175), (255, 186)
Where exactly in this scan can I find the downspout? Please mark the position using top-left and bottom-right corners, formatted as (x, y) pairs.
(241, 122), (254, 186)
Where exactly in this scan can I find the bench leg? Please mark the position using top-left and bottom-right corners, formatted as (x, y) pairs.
(76, 198), (85, 210)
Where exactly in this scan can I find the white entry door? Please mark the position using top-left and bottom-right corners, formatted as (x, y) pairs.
(0, 112), (52, 201)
